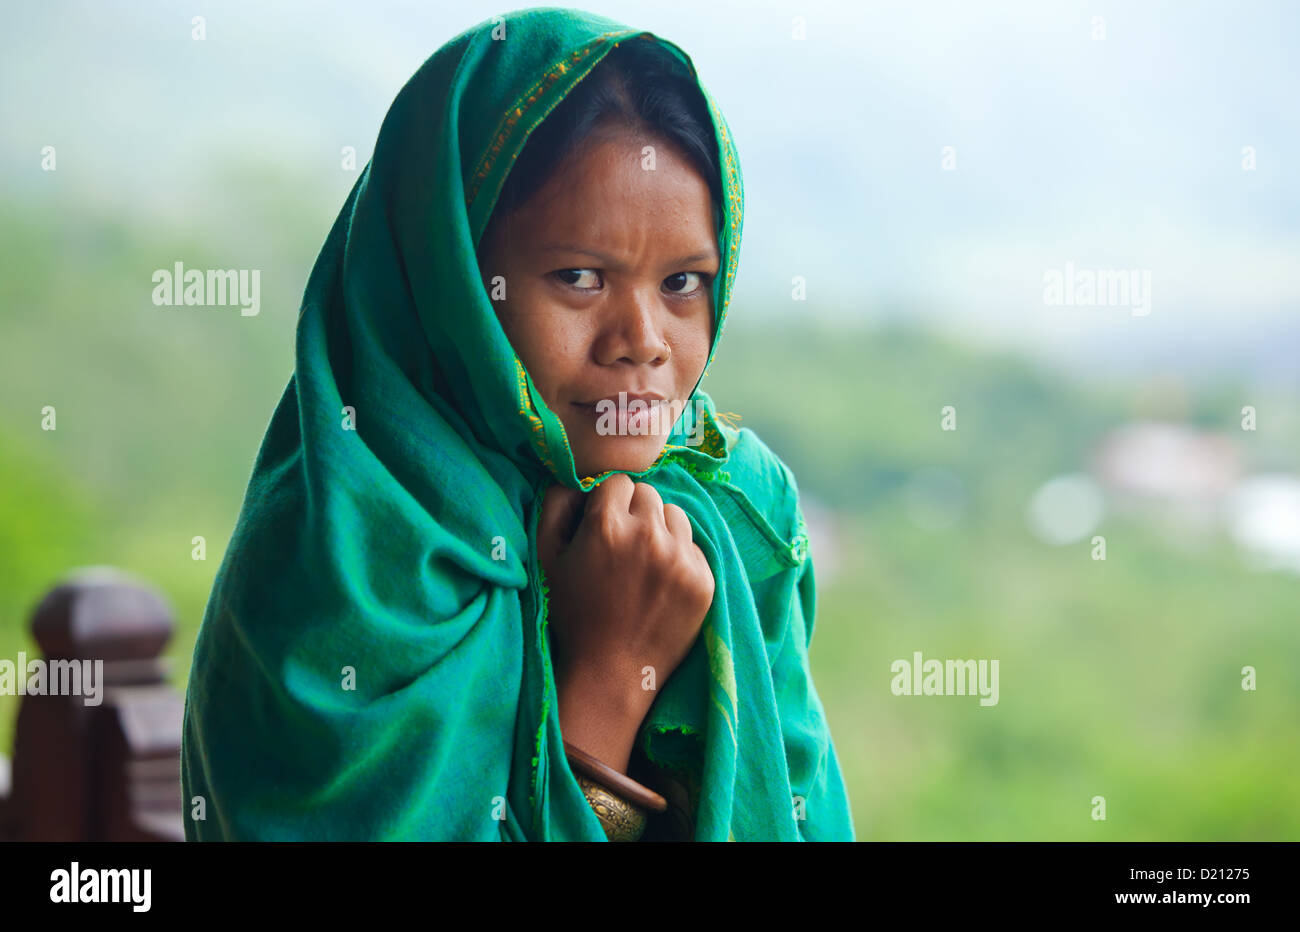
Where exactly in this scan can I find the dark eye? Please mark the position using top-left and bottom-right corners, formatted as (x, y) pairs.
(663, 272), (706, 295)
(553, 269), (601, 289)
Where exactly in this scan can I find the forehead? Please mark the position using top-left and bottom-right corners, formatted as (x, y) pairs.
(508, 132), (717, 253)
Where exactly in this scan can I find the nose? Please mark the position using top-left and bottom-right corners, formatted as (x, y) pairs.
(593, 286), (668, 367)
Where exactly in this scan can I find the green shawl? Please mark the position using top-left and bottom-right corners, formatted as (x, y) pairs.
(181, 6), (854, 842)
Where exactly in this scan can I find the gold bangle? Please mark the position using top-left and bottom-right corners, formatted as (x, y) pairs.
(575, 773), (648, 842)
(563, 741), (668, 813)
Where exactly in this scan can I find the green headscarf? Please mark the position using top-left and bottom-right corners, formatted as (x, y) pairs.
(181, 5), (853, 842)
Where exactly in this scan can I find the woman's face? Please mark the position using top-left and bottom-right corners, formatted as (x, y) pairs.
(478, 128), (719, 478)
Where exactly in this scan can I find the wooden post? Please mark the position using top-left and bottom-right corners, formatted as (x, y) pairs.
(0, 751), (11, 840)
(8, 566), (184, 841)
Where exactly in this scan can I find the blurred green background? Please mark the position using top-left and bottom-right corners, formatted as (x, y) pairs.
(2, 184), (1297, 839)
(3, 0), (1298, 840)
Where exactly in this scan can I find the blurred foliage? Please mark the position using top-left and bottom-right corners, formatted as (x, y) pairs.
(1, 196), (1296, 839)
(701, 324), (1300, 839)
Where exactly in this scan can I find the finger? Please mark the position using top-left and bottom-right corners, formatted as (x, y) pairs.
(585, 472), (634, 520)
(662, 502), (693, 543)
(628, 482), (668, 533)
(689, 542), (716, 590)
(537, 482), (585, 568)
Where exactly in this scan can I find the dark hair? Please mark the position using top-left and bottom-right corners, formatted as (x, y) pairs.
(487, 37), (722, 230)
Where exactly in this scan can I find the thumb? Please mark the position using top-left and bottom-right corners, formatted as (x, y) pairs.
(536, 482), (585, 571)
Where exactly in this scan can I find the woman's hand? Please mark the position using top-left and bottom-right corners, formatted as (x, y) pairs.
(537, 474), (715, 772)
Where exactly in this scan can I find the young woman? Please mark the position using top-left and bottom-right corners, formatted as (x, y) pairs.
(181, 7), (854, 842)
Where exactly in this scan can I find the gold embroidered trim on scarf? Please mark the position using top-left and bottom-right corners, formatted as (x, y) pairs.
(465, 30), (629, 209)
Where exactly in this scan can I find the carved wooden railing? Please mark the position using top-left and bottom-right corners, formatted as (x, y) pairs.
(0, 567), (184, 841)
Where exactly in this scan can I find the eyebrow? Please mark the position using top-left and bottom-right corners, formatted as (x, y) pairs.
(538, 243), (720, 268)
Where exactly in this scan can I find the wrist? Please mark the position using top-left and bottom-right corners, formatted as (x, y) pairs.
(555, 660), (654, 773)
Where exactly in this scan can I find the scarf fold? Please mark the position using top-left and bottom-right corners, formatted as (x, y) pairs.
(181, 5), (854, 842)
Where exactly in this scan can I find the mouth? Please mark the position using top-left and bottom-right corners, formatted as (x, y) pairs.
(571, 392), (671, 436)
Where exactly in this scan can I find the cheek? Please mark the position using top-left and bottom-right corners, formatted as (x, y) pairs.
(673, 315), (714, 391)
(498, 292), (587, 392)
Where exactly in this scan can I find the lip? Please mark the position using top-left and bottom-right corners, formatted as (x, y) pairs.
(571, 392), (672, 436)
(572, 391), (668, 409)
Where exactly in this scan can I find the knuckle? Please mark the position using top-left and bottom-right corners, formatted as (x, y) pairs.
(631, 481), (662, 505)
(646, 527), (674, 563)
(596, 512), (622, 546)
(693, 557), (715, 595)
(592, 475), (625, 502)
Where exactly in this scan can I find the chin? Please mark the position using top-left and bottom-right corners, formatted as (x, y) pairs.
(573, 437), (669, 479)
